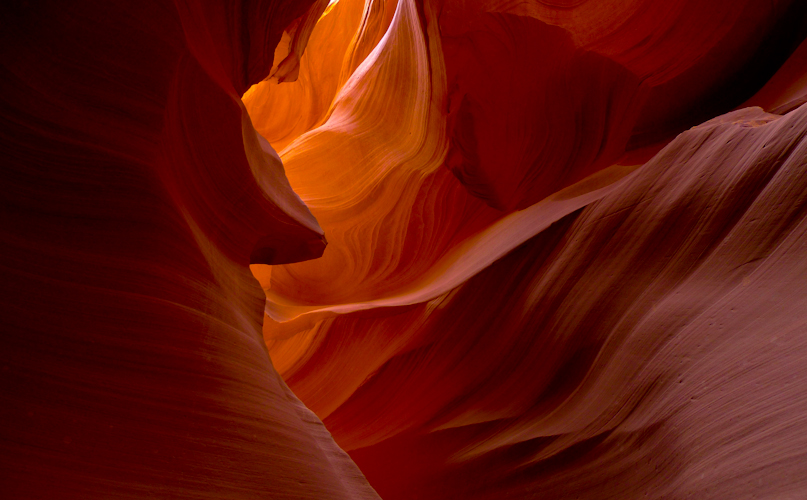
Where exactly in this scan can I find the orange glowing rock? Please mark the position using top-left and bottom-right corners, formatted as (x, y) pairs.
(274, 103), (807, 500)
(241, 1), (807, 498)
(247, 0), (807, 329)
(4, 0), (807, 498)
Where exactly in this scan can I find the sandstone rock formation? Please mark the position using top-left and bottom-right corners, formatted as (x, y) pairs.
(3, 0), (807, 498)
(1, 1), (376, 498)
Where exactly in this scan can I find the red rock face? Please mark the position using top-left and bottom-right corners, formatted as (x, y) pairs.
(0, 1), (376, 498)
(347, 106), (807, 499)
(3, 0), (807, 499)
(440, 0), (807, 210)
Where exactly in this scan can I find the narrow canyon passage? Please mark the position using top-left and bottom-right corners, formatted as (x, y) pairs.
(3, 0), (807, 498)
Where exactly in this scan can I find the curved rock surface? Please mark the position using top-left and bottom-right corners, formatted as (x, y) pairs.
(4, 0), (807, 499)
(323, 105), (807, 499)
(246, 0), (807, 498)
(250, 0), (807, 323)
(1, 1), (377, 498)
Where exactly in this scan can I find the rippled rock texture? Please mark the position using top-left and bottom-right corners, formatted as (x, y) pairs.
(1, 0), (377, 498)
(4, 0), (807, 498)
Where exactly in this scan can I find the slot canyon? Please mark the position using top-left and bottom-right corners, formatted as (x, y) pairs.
(3, 0), (807, 498)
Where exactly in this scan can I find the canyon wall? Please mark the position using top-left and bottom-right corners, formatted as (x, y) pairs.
(3, 0), (807, 498)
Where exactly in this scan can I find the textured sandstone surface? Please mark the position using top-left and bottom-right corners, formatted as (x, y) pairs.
(1, 1), (377, 498)
(3, 0), (807, 498)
